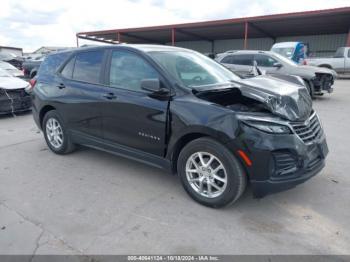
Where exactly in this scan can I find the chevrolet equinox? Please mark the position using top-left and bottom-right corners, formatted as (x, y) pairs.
(31, 45), (328, 207)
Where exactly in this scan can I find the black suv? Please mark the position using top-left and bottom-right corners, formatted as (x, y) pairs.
(31, 45), (328, 207)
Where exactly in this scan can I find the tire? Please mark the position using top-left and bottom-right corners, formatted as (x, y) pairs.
(42, 110), (76, 154)
(177, 137), (247, 208)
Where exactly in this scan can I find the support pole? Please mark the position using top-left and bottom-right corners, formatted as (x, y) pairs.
(347, 28), (350, 47)
(117, 32), (121, 43)
(171, 28), (175, 46)
(76, 35), (79, 47)
(244, 22), (248, 50)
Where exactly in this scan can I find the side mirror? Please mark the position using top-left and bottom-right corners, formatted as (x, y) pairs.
(141, 78), (169, 96)
(273, 62), (282, 68)
(141, 78), (161, 92)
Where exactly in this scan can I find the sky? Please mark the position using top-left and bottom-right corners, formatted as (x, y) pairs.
(0, 0), (349, 52)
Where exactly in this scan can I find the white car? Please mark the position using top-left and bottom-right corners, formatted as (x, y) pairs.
(0, 61), (24, 77)
(0, 68), (32, 114)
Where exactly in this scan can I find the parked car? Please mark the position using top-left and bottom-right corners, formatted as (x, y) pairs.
(271, 42), (309, 64)
(216, 50), (337, 97)
(22, 56), (45, 79)
(0, 69), (32, 114)
(0, 61), (24, 77)
(0, 52), (24, 70)
(30, 45), (328, 207)
(305, 47), (350, 76)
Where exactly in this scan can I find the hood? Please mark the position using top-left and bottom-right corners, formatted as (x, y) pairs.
(236, 75), (312, 121)
(0, 76), (28, 90)
(296, 65), (337, 76)
(5, 69), (23, 77)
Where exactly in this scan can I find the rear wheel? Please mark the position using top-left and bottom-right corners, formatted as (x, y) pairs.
(42, 110), (75, 154)
(177, 137), (247, 208)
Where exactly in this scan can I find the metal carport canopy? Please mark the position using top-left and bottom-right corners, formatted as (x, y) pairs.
(76, 7), (350, 48)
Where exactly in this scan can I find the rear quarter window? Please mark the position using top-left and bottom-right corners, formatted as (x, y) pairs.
(231, 54), (254, 66)
(37, 52), (72, 78)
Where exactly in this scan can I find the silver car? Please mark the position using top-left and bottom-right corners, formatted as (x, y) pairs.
(216, 50), (337, 97)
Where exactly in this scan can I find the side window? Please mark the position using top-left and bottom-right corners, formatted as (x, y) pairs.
(73, 51), (104, 84)
(334, 48), (345, 58)
(231, 54), (253, 66)
(37, 52), (71, 77)
(109, 51), (158, 92)
(255, 54), (278, 67)
(221, 55), (233, 64)
(61, 57), (75, 79)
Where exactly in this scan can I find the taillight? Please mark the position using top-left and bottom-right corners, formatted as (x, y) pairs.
(29, 78), (37, 87)
(303, 60), (307, 65)
(28, 79), (37, 91)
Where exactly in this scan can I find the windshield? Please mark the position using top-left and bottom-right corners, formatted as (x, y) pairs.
(148, 50), (240, 89)
(271, 47), (295, 58)
(271, 52), (298, 66)
(0, 68), (12, 77)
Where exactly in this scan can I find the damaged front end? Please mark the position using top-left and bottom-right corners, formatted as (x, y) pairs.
(237, 76), (312, 121)
(194, 75), (312, 122)
(0, 88), (32, 115)
(193, 75), (327, 197)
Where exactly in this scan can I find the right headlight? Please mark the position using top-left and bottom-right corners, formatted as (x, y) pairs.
(243, 120), (292, 134)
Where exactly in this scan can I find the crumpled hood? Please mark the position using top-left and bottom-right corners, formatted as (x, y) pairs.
(0, 76), (28, 90)
(237, 75), (312, 121)
(297, 65), (337, 76)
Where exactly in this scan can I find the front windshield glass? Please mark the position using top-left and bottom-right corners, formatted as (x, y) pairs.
(272, 52), (298, 66)
(148, 50), (240, 89)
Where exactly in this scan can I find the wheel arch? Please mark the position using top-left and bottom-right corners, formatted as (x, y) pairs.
(39, 105), (56, 128)
(168, 128), (231, 174)
(318, 64), (332, 69)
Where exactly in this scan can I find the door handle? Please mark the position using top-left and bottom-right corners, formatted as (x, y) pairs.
(102, 92), (117, 100)
(57, 83), (65, 89)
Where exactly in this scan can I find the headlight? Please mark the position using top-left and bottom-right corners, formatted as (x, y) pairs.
(243, 120), (291, 134)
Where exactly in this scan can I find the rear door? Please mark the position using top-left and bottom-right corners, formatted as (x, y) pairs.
(221, 54), (253, 77)
(332, 47), (346, 74)
(56, 50), (106, 138)
(345, 48), (350, 74)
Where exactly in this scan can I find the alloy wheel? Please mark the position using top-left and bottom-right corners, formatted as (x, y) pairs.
(185, 152), (227, 198)
(46, 118), (64, 149)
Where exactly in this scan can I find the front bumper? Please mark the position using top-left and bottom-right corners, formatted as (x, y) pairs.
(0, 89), (32, 115)
(312, 74), (335, 94)
(227, 114), (328, 197)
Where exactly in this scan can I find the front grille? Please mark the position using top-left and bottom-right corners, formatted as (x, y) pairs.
(290, 113), (323, 144)
(273, 151), (299, 177)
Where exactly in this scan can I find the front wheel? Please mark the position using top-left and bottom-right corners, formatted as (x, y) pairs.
(177, 137), (247, 208)
(42, 110), (76, 154)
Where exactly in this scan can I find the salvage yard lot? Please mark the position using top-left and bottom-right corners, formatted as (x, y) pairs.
(0, 80), (350, 255)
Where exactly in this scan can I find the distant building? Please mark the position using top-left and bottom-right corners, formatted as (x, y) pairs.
(0, 46), (23, 57)
(77, 7), (350, 58)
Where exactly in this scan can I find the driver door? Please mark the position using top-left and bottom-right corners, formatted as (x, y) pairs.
(100, 49), (169, 156)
